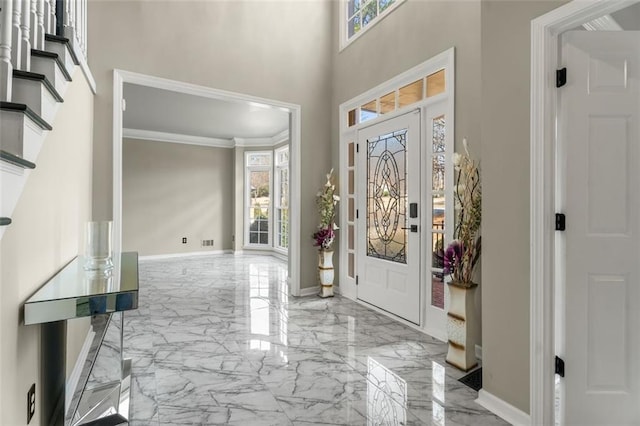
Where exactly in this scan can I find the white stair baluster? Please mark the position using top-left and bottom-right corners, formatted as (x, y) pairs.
(1, 0), (14, 101)
(19, 0), (30, 70)
(42, 0), (49, 34)
(35, 0), (43, 48)
(10, 0), (21, 69)
(29, 0), (37, 49)
(48, 0), (55, 36)
(80, 0), (85, 55)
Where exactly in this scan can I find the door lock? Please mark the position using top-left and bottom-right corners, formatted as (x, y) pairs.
(402, 225), (418, 232)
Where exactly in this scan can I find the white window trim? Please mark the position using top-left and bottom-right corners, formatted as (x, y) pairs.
(245, 151), (273, 248)
(339, 0), (407, 51)
(274, 145), (290, 252)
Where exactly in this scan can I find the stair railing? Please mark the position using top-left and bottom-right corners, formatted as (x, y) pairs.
(0, 0), (87, 102)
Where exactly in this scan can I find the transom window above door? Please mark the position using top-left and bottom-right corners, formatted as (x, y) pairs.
(340, 0), (406, 49)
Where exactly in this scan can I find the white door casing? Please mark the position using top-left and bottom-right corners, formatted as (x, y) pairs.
(559, 31), (640, 425)
(357, 110), (421, 324)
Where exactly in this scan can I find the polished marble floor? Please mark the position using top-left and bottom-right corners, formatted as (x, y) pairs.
(119, 254), (507, 425)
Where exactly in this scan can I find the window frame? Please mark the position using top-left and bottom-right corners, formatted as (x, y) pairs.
(339, 0), (407, 51)
(274, 146), (290, 252)
(245, 151), (273, 248)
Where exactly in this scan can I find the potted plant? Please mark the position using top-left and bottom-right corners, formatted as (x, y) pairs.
(443, 138), (481, 371)
(312, 169), (340, 297)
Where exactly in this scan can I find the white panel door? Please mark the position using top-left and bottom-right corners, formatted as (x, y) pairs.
(560, 31), (640, 425)
(357, 111), (421, 324)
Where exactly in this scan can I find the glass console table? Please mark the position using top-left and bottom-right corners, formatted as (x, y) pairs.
(24, 252), (139, 426)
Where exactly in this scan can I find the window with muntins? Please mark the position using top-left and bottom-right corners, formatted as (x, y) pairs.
(342, 0), (406, 49)
(246, 152), (272, 246)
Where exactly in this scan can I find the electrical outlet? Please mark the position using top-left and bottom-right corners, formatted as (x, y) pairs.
(27, 383), (35, 424)
(182, 237), (187, 244)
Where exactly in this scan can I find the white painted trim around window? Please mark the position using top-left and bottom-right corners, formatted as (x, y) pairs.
(529, 1), (639, 425)
(244, 150), (273, 249)
(113, 69), (302, 296)
(339, 0), (407, 51)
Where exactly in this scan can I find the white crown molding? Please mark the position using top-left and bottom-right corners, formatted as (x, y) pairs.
(271, 129), (290, 145)
(582, 14), (623, 30)
(123, 128), (234, 148)
(124, 128), (290, 149)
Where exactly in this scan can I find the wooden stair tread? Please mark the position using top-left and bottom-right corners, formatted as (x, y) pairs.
(0, 102), (53, 130)
(13, 70), (64, 102)
(44, 33), (80, 66)
(0, 150), (36, 169)
(31, 49), (72, 82)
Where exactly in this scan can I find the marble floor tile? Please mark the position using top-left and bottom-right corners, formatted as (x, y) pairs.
(112, 253), (509, 425)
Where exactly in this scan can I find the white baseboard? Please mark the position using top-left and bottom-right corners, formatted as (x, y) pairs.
(299, 285), (320, 297)
(476, 344), (483, 360)
(476, 389), (530, 426)
(65, 328), (95, 413)
(139, 250), (233, 261)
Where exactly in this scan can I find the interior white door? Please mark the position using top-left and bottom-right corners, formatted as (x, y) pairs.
(560, 31), (640, 425)
(357, 110), (421, 324)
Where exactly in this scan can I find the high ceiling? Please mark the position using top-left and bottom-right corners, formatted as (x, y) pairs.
(123, 83), (289, 140)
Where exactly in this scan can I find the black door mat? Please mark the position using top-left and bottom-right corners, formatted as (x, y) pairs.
(459, 367), (482, 391)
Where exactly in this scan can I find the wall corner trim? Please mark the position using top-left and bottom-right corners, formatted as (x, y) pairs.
(476, 389), (530, 426)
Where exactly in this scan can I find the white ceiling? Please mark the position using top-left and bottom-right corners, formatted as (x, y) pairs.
(123, 83), (290, 141)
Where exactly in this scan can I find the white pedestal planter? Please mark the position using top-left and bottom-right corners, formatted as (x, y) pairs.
(446, 281), (478, 372)
(318, 249), (334, 298)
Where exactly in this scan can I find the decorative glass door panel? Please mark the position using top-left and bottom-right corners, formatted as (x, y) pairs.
(425, 104), (449, 339)
(357, 111), (421, 325)
(367, 130), (408, 264)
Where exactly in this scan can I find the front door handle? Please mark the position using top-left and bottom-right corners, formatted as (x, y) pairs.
(402, 225), (418, 233)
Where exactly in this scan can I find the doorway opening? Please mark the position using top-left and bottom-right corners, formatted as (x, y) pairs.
(530, 1), (640, 424)
(339, 48), (455, 340)
(112, 70), (302, 295)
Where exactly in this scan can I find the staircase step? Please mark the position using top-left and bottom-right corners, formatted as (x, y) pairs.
(1, 102), (53, 131)
(12, 71), (63, 125)
(1, 103), (51, 163)
(13, 70), (63, 102)
(0, 150), (36, 169)
(44, 34), (78, 76)
(31, 49), (72, 96)
(0, 218), (12, 226)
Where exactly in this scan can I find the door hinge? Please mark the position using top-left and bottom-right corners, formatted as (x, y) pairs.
(555, 213), (566, 231)
(356, 209), (359, 219)
(556, 68), (567, 88)
(122, 98), (127, 111)
(555, 356), (565, 377)
(356, 275), (359, 285)
(356, 143), (359, 153)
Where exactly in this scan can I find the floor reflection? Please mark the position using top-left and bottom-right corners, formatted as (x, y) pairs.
(118, 254), (507, 425)
(367, 357), (407, 425)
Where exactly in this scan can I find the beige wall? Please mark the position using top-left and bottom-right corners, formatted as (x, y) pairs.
(122, 139), (234, 255)
(88, 0), (332, 289)
(480, 0), (567, 413)
(0, 75), (94, 424)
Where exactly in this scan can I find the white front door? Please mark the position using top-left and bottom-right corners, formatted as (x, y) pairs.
(559, 31), (640, 424)
(357, 111), (421, 324)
